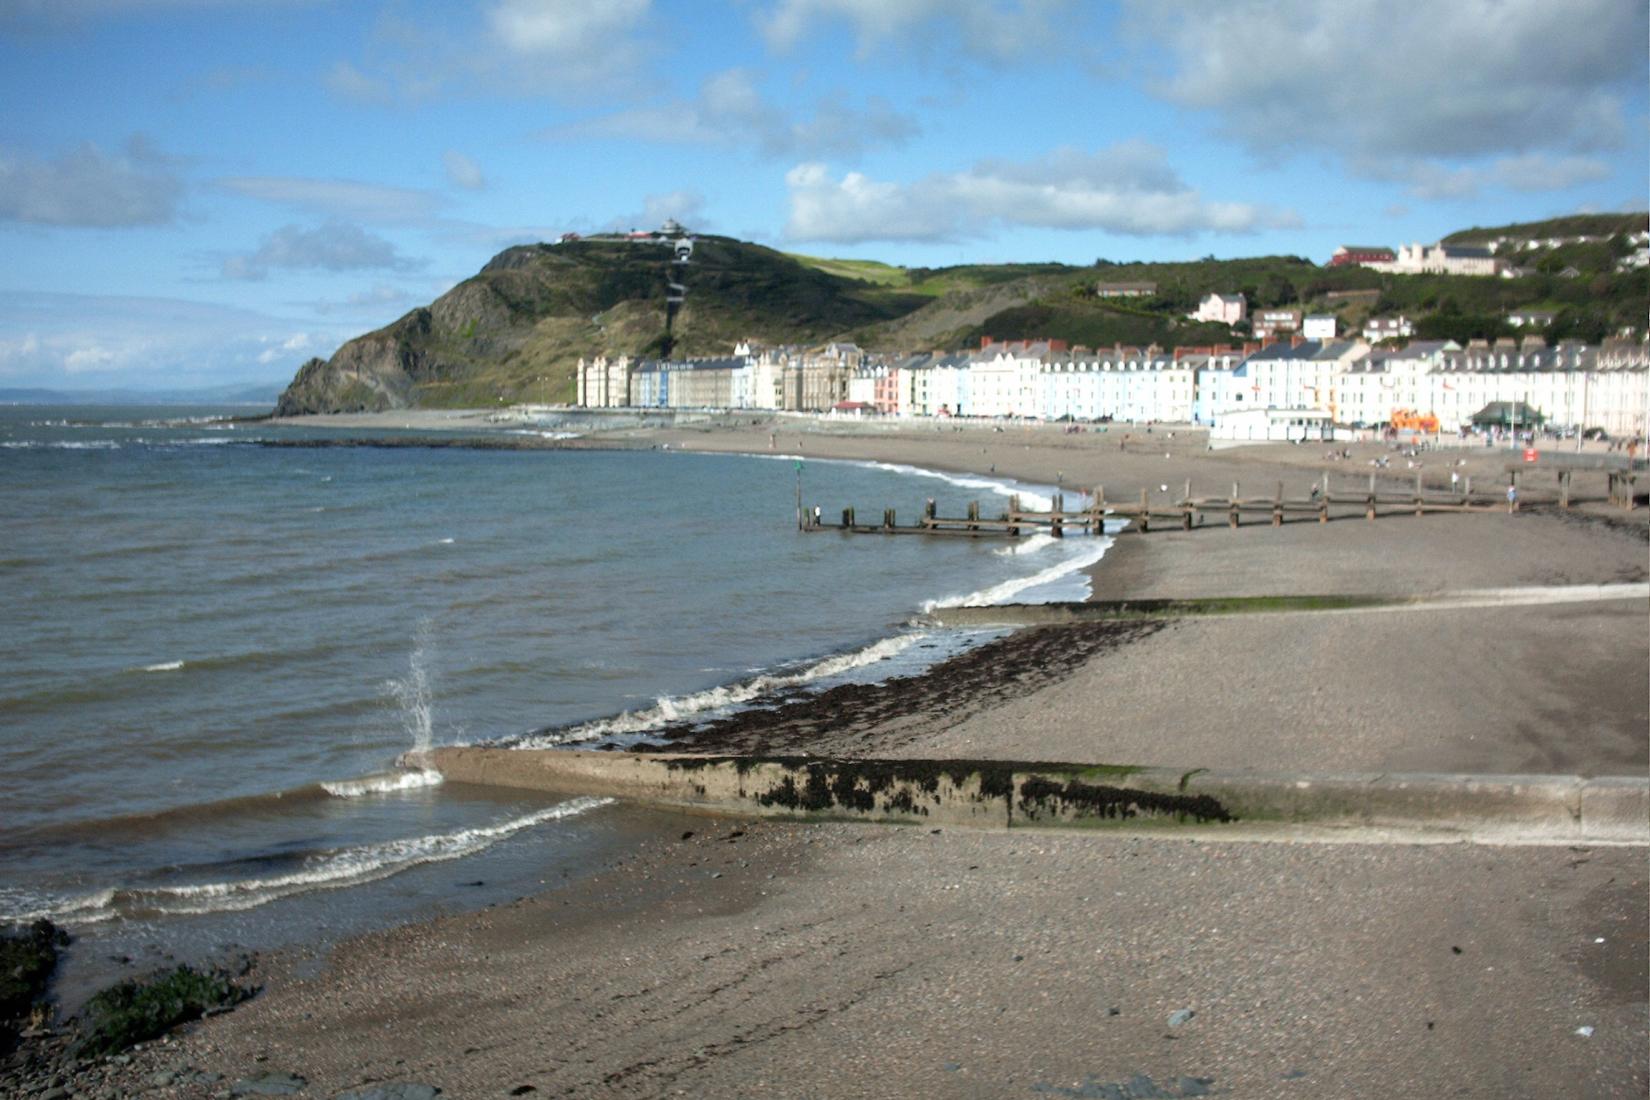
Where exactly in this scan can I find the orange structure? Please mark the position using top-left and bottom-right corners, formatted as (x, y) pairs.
(1390, 408), (1440, 433)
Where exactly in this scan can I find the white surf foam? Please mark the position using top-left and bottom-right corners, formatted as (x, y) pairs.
(142, 660), (185, 672)
(751, 452), (1054, 512)
(519, 631), (929, 746)
(20, 797), (609, 923)
(321, 769), (445, 798)
(924, 537), (1113, 610)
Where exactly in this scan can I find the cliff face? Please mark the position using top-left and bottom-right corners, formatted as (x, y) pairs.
(274, 236), (919, 414)
(275, 311), (431, 415)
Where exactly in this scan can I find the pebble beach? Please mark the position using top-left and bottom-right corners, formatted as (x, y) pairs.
(10, 411), (1647, 1099)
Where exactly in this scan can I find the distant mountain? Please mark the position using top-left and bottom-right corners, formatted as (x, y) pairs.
(0, 382), (283, 406)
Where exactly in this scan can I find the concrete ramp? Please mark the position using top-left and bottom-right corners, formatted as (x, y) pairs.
(420, 748), (1648, 844)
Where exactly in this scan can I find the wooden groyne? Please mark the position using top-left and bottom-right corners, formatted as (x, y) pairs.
(803, 470), (1563, 539)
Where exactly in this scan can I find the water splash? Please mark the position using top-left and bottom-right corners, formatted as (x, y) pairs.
(387, 619), (436, 757)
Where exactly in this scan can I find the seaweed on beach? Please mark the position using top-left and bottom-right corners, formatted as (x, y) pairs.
(71, 964), (256, 1058)
(1017, 776), (1232, 825)
(655, 620), (1166, 758)
(0, 920), (69, 1051)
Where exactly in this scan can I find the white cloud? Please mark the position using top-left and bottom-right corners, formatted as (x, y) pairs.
(218, 175), (444, 223)
(222, 220), (425, 280)
(442, 150), (486, 190)
(0, 291), (350, 388)
(1, 0), (323, 30)
(784, 145), (1298, 243)
(1125, 0), (1644, 175)
(314, 1), (657, 104)
(324, 60), (395, 106)
(0, 136), (182, 227)
(255, 332), (314, 364)
(560, 67), (918, 158)
(757, 0), (1072, 60)
(607, 192), (707, 234)
(1359, 154), (1614, 201)
(485, 0), (651, 56)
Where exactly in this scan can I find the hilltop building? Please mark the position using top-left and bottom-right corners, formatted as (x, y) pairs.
(1365, 243), (1508, 277)
(1328, 245), (1396, 267)
(1095, 281), (1157, 298)
(1193, 293), (1247, 325)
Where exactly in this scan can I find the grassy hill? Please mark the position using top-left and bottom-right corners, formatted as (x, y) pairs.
(1442, 212), (1647, 245)
(277, 221), (1647, 414)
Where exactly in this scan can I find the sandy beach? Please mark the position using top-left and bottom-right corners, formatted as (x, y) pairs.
(18, 411), (1647, 1099)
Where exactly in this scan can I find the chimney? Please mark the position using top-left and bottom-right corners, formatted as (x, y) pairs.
(1048, 339), (1068, 352)
(1290, 333), (1306, 348)
(980, 335), (994, 349)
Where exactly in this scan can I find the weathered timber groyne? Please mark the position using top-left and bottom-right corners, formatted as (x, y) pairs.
(806, 466), (1630, 539)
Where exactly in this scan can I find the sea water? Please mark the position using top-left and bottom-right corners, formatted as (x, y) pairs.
(0, 406), (1110, 997)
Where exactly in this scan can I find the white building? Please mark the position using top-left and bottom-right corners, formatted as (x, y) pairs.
(1363, 316), (1414, 344)
(1338, 341), (1458, 428)
(1365, 243), (1507, 277)
(1303, 314), (1337, 340)
(1204, 339), (1366, 425)
(1037, 348), (1196, 423)
(1432, 341), (1649, 435)
(1210, 407), (1334, 444)
(1193, 293), (1247, 325)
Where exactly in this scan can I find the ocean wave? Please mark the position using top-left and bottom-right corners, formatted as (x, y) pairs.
(506, 429), (583, 440)
(517, 631), (928, 746)
(141, 660), (184, 673)
(0, 439), (121, 450)
(8, 797), (609, 924)
(924, 538), (1113, 610)
(321, 768), (444, 798)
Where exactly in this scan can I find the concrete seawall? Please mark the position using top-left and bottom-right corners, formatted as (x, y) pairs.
(420, 748), (1649, 843)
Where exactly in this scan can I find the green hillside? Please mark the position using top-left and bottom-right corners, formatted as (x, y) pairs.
(277, 222), (1647, 415)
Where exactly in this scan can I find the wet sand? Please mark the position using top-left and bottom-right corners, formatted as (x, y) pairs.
(30, 412), (1648, 1099)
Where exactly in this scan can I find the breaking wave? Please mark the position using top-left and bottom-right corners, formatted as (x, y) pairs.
(321, 769), (445, 798)
(9, 796), (609, 924)
(516, 632), (929, 746)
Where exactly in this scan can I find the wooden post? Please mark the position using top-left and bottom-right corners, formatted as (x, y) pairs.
(967, 501), (979, 531)
(841, 507), (852, 528)
(1319, 472), (1329, 524)
(1139, 488), (1150, 533)
(1560, 470), (1571, 509)
(1272, 480), (1283, 527)
(1366, 471), (1376, 520)
(1229, 481), (1239, 529)
(1414, 471), (1424, 517)
(1182, 501), (1193, 530)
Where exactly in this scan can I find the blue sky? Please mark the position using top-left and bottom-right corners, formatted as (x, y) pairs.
(1, 0), (1645, 390)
